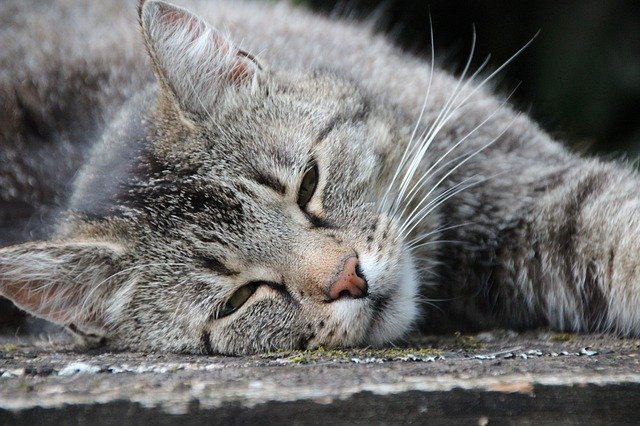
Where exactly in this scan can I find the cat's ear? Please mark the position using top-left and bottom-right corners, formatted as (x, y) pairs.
(139, 0), (262, 115)
(0, 240), (124, 334)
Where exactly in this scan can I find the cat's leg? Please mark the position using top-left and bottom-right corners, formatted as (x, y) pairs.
(433, 157), (640, 336)
(523, 160), (640, 335)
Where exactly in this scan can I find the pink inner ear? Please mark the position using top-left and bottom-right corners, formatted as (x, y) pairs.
(143, 1), (262, 113)
(1, 279), (73, 323)
(156, 4), (252, 83)
(228, 62), (250, 84)
(228, 49), (262, 84)
(160, 8), (204, 40)
(156, 3), (229, 52)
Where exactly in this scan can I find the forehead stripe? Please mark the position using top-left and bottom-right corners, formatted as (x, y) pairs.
(253, 171), (286, 195)
(198, 256), (239, 276)
(315, 115), (341, 146)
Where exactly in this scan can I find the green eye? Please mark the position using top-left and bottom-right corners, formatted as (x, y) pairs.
(215, 283), (258, 319)
(297, 163), (319, 208)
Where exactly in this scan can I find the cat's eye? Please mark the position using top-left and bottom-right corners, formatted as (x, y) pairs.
(297, 163), (319, 208)
(214, 283), (258, 319)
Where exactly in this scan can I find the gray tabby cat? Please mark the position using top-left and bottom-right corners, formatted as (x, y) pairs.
(1, 0), (638, 354)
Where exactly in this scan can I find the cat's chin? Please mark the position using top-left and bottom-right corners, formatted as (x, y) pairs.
(363, 252), (420, 346)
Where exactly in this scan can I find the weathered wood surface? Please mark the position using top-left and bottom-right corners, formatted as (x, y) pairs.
(1, 330), (639, 424)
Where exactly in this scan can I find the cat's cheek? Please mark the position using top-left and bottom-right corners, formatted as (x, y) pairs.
(203, 287), (304, 354)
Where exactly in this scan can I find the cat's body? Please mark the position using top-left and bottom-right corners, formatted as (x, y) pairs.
(1, 0), (639, 354)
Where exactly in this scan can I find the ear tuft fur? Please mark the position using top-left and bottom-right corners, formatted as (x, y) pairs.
(0, 241), (124, 334)
(140, 0), (262, 115)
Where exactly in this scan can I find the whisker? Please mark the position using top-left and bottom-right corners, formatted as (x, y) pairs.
(394, 83), (520, 225)
(380, 16), (436, 212)
(386, 33), (537, 221)
(398, 127), (515, 241)
(407, 221), (474, 246)
(389, 31), (481, 216)
(409, 113), (519, 214)
(398, 175), (485, 239)
(398, 168), (486, 237)
(409, 239), (463, 251)
(390, 54), (500, 219)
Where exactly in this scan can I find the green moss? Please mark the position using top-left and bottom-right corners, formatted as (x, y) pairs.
(0, 343), (20, 352)
(17, 379), (33, 393)
(550, 333), (576, 342)
(454, 332), (485, 350)
(364, 347), (442, 358)
(263, 346), (442, 364)
(288, 355), (308, 364)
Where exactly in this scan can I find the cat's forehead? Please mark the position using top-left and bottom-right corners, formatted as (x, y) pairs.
(201, 73), (369, 172)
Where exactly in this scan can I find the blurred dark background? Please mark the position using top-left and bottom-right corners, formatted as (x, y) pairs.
(299, 0), (640, 156)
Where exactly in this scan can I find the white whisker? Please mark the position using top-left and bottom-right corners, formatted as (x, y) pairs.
(397, 113), (519, 240)
(398, 175), (486, 239)
(385, 34), (536, 228)
(407, 222), (474, 246)
(389, 31), (481, 216)
(380, 16), (435, 212)
(393, 86), (518, 222)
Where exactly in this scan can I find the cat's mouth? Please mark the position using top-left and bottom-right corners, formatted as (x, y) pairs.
(370, 294), (391, 318)
(360, 252), (420, 346)
(305, 258), (419, 349)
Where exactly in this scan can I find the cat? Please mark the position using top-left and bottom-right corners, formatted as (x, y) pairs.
(1, 0), (639, 355)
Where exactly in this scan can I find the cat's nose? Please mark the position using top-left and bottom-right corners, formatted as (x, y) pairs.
(325, 256), (368, 301)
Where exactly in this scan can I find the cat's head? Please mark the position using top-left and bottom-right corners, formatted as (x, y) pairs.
(0, 0), (428, 354)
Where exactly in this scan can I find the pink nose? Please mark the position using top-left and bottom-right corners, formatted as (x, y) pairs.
(326, 256), (368, 301)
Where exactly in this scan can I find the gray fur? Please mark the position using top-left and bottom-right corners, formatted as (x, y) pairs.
(0, 0), (638, 354)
